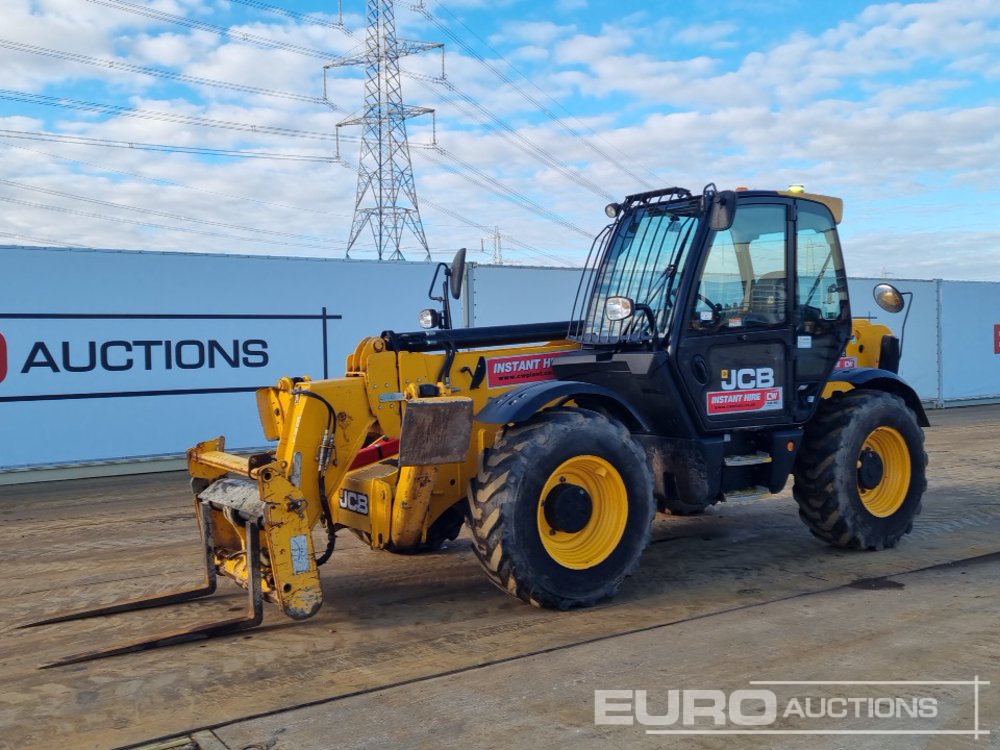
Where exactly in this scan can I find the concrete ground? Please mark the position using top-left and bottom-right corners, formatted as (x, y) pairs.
(1, 405), (998, 750)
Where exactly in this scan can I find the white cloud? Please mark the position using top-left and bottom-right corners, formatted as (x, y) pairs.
(554, 28), (634, 65)
(494, 20), (576, 48)
(0, 0), (997, 275)
(674, 22), (739, 46)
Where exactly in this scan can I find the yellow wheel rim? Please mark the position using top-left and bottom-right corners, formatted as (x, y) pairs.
(537, 455), (629, 570)
(858, 426), (911, 517)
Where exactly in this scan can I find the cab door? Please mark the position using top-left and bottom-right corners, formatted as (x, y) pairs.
(791, 200), (852, 422)
(674, 200), (796, 433)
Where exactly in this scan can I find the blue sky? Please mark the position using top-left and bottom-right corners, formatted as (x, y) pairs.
(1, 0), (998, 279)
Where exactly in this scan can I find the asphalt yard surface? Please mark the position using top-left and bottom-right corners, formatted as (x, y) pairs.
(1, 405), (998, 750)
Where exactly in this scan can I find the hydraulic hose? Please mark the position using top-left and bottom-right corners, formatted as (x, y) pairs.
(290, 388), (338, 566)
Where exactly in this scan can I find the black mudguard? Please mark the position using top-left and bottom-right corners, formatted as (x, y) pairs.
(476, 379), (651, 432)
(828, 367), (930, 426)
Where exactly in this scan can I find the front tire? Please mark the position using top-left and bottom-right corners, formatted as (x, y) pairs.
(469, 408), (654, 609)
(793, 390), (927, 550)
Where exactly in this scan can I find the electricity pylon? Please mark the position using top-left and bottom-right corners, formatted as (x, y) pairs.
(328, 0), (441, 261)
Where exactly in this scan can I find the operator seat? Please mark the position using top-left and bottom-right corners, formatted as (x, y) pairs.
(748, 271), (787, 324)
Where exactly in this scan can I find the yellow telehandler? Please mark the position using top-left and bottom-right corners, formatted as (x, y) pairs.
(25, 185), (928, 667)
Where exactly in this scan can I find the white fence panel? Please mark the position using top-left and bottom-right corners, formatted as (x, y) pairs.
(468, 265), (582, 326)
(1, 247), (434, 468)
(939, 281), (1000, 402)
(2, 245), (996, 473)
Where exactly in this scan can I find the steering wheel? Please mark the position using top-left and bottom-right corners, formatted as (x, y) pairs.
(695, 293), (721, 325)
(696, 293), (718, 311)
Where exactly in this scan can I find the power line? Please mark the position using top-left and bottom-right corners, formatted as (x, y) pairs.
(422, 147), (593, 238)
(0, 139), (350, 219)
(0, 177), (335, 242)
(0, 89), (358, 142)
(0, 134), (579, 263)
(0, 128), (338, 162)
(59, 0), (601, 241)
(418, 0), (661, 188)
(0, 230), (84, 248)
(419, 195), (575, 266)
(0, 38), (331, 105)
(3, 0), (596, 259)
(85, 0), (344, 60)
(83, 0), (615, 202)
(408, 71), (616, 201)
(227, 0), (346, 29)
(0, 194), (343, 251)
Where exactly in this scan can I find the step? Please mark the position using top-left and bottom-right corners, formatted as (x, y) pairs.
(723, 485), (771, 502)
(723, 452), (773, 467)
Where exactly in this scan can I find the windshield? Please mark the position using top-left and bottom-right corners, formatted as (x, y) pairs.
(571, 200), (701, 345)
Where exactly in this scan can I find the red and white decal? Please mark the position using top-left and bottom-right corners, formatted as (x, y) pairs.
(707, 387), (783, 415)
(487, 352), (565, 388)
(835, 356), (858, 370)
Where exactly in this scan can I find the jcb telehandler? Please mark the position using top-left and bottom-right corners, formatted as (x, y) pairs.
(26, 184), (928, 667)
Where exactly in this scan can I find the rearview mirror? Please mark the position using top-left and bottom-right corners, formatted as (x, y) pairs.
(873, 283), (905, 313)
(709, 190), (737, 231)
(449, 247), (466, 299)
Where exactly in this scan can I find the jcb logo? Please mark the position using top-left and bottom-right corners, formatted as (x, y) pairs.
(0, 332), (7, 384)
(721, 367), (775, 391)
(339, 489), (369, 516)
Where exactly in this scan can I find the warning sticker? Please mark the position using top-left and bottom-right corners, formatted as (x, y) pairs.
(835, 356), (858, 370)
(487, 353), (565, 388)
(707, 387), (784, 415)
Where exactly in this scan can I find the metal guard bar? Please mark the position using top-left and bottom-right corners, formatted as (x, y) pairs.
(381, 320), (580, 353)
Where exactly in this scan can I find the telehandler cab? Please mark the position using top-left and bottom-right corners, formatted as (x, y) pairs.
(25, 184), (928, 667)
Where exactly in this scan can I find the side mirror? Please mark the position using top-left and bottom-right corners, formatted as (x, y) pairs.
(449, 247), (466, 299)
(709, 190), (737, 231)
(873, 283), (905, 313)
(424, 249), (466, 330)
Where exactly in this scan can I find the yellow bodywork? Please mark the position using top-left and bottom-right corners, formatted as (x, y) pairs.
(188, 313), (895, 621)
(187, 336), (580, 619)
(821, 319), (894, 399)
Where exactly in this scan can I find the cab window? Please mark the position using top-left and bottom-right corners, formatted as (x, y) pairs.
(796, 203), (848, 329)
(691, 203), (788, 330)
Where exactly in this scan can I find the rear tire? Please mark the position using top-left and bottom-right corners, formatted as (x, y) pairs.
(793, 390), (927, 550)
(469, 408), (654, 609)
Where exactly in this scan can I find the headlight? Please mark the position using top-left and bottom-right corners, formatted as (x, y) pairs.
(605, 202), (622, 218)
(605, 296), (634, 321)
(418, 308), (440, 329)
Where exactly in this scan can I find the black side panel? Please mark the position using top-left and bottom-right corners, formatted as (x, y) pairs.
(636, 434), (726, 509)
(763, 428), (803, 493)
(552, 350), (702, 438)
(674, 331), (795, 433)
(879, 335), (901, 374)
